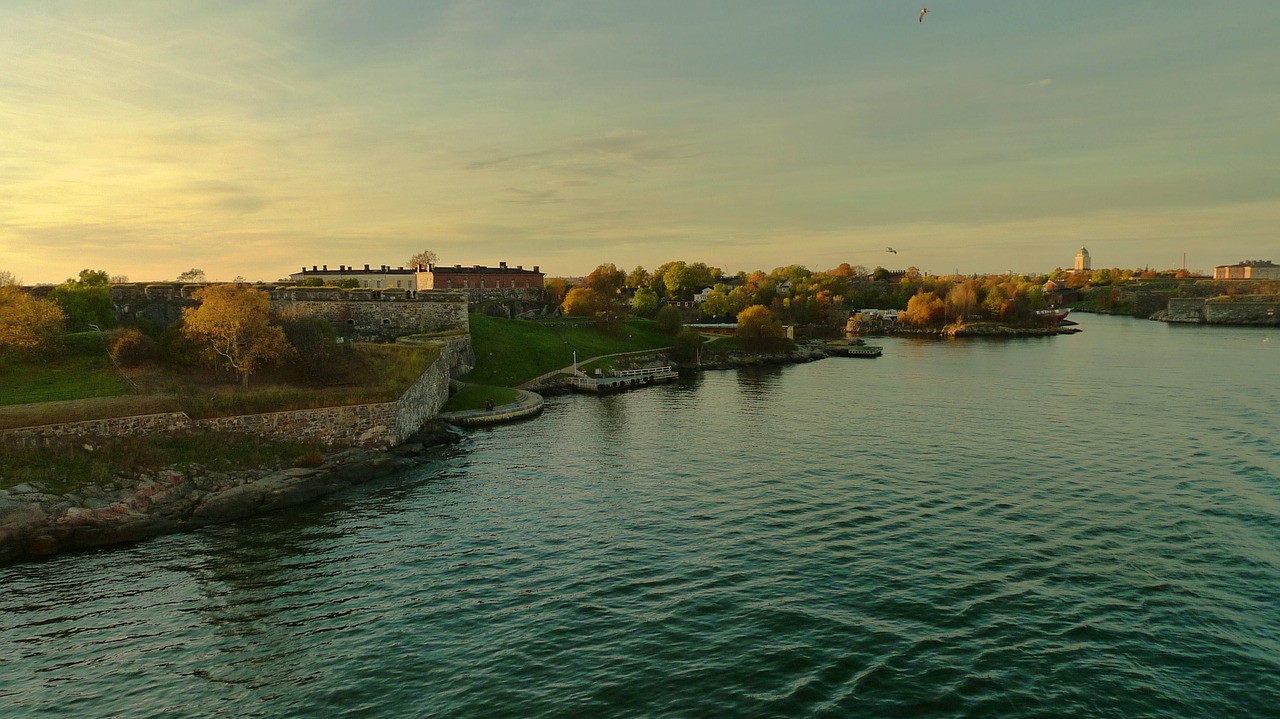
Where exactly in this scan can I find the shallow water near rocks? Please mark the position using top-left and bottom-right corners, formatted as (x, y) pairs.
(3, 314), (1278, 717)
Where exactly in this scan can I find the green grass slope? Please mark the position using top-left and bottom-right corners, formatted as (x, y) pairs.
(0, 332), (128, 406)
(464, 314), (672, 386)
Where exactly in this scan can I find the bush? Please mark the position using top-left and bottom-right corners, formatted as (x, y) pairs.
(110, 328), (161, 367)
(280, 316), (370, 385)
(655, 305), (683, 335)
(160, 318), (205, 366)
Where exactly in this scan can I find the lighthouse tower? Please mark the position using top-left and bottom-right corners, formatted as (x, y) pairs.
(1075, 247), (1092, 272)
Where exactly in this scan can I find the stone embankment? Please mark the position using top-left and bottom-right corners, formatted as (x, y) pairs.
(0, 425), (459, 566)
(676, 342), (831, 372)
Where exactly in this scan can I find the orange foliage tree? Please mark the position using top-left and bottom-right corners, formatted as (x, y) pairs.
(182, 284), (293, 387)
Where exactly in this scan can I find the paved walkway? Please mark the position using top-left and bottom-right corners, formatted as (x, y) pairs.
(438, 385), (544, 427)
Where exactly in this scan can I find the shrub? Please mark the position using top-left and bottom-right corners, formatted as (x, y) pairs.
(110, 328), (162, 367)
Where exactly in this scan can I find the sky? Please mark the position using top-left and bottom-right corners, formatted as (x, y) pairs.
(2, 1), (1278, 284)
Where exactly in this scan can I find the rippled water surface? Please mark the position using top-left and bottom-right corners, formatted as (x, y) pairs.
(3, 314), (1278, 718)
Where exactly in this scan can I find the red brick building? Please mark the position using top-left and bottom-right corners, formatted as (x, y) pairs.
(416, 262), (543, 294)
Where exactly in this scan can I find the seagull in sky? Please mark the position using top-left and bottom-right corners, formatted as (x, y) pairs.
(886, 247), (898, 254)
(919, 8), (929, 23)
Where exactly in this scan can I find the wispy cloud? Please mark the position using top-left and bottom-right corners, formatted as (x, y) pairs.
(467, 129), (697, 180)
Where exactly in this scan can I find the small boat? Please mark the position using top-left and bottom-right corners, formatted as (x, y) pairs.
(1037, 309), (1070, 323)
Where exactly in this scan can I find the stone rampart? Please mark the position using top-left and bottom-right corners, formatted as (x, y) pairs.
(107, 282), (469, 338)
(1, 413), (194, 448)
(1163, 296), (1280, 325)
(1203, 299), (1280, 325)
(1165, 297), (1206, 323)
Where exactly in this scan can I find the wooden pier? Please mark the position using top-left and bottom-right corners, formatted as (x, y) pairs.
(568, 366), (679, 393)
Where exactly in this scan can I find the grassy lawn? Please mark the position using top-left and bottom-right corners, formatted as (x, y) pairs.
(442, 384), (520, 412)
(0, 332), (129, 406)
(464, 314), (673, 386)
(0, 432), (321, 495)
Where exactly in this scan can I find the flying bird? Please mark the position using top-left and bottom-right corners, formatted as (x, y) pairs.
(919, 8), (929, 23)
(886, 247), (898, 254)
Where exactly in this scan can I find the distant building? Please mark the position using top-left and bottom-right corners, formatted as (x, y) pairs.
(290, 264), (417, 290)
(416, 262), (544, 300)
(1214, 260), (1280, 280)
(1075, 247), (1092, 272)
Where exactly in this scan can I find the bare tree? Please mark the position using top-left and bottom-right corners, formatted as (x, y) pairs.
(408, 249), (439, 270)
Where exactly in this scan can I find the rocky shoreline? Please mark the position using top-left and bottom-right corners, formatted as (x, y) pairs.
(0, 422), (460, 567)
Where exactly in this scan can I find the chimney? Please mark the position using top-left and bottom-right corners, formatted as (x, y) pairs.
(533, 266), (540, 273)
(364, 264), (370, 271)
(340, 265), (345, 271)
(312, 265), (317, 271)
(500, 261), (507, 269)
(517, 265), (523, 270)
(323, 264), (328, 271)
(455, 264), (462, 269)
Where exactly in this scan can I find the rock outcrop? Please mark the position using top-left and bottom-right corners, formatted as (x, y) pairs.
(0, 424), (460, 566)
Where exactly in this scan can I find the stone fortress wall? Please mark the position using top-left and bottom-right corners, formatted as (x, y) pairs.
(1164, 297), (1280, 325)
(109, 283), (471, 339)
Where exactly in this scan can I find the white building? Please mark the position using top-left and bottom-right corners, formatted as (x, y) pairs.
(289, 264), (417, 290)
(1075, 247), (1092, 272)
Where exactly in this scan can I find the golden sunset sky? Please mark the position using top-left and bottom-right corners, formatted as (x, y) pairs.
(3, 1), (1278, 284)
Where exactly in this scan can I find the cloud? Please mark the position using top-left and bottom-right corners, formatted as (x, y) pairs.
(467, 129), (696, 180)
(502, 188), (566, 205)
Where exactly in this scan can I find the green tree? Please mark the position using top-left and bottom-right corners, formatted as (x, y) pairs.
(698, 290), (730, 319)
(736, 305), (785, 350)
(0, 286), (65, 356)
(182, 284), (293, 387)
(670, 328), (704, 363)
(631, 287), (659, 317)
(626, 266), (651, 289)
(50, 269), (114, 331)
(655, 305), (683, 335)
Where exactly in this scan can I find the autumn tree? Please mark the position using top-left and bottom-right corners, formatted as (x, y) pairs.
(544, 278), (569, 308)
(0, 270), (19, 287)
(0, 286), (65, 356)
(584, 263), (626, 296)
(562, 287), (602, 317)
(945, 283), (978, 321)
(903, 291), (945, 326)
(407, 249), (438, 270)
(182, 284), (293, 387)
(736, 305), (785, 350)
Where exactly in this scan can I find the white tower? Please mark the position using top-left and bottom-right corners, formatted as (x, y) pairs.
(1075, 247), (1091, 271)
